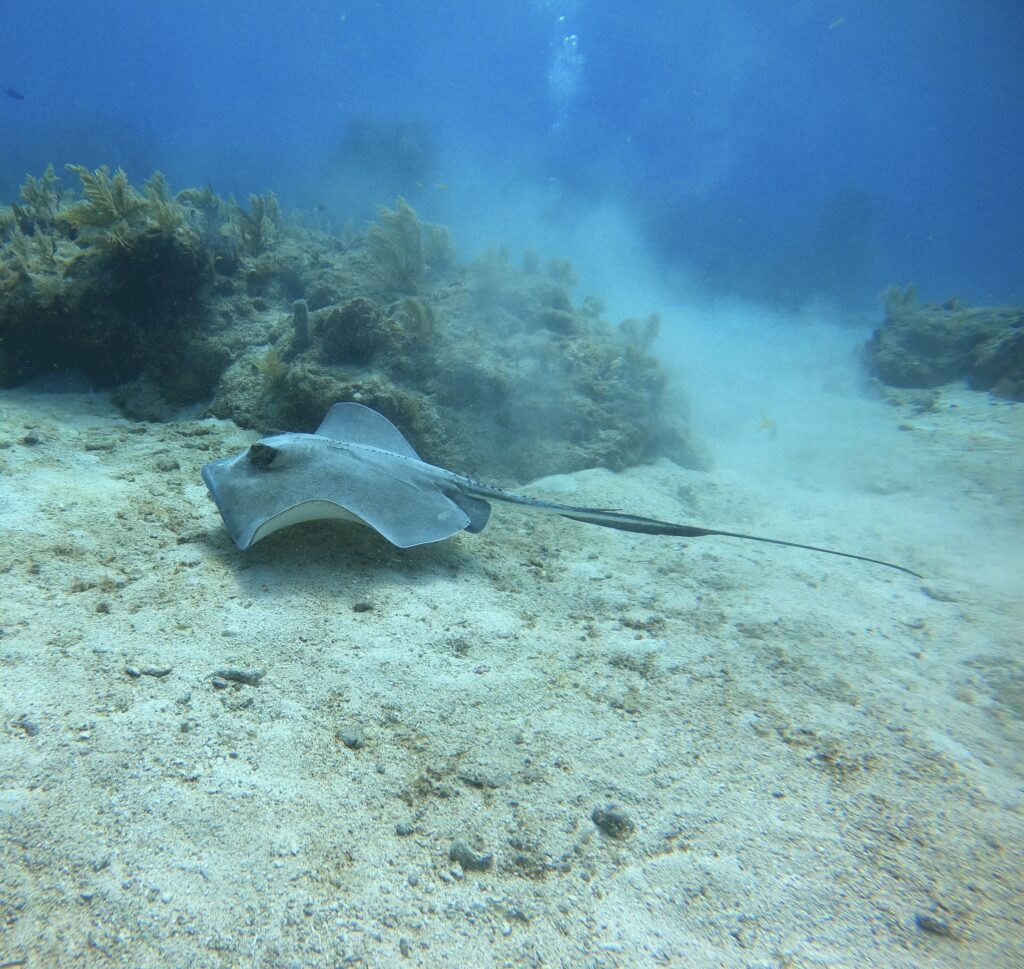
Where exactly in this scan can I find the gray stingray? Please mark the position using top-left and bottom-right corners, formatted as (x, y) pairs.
(201, 402), (920, 577)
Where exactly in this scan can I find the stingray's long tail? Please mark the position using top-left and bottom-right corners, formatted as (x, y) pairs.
(472, 483), (921, 577)
(557, 507), (921, 577)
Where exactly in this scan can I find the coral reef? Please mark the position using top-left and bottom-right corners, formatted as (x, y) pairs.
(865, 286), (1024, 400)
(2, 166), (699, 479)
(0, 165), (220, 406)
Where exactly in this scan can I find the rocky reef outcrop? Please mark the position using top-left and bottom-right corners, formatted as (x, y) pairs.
(1, 166), (699, 479)
(865, 285), (1024, 401)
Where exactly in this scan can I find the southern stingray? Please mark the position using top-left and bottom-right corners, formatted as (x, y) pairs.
(201, 402), (920, 577)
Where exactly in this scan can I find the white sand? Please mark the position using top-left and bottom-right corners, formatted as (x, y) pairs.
(0, 384), (1021, 968)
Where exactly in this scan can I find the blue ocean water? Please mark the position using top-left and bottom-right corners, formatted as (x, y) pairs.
(2, 6), (1023, 968)
(3, 1), (1022, 307)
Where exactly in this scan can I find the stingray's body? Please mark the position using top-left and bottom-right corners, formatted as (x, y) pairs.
(202, 402), (920, 577)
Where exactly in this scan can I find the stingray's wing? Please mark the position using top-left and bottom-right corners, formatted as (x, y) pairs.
(315, 402), (422, 459)
(202, 433), (474, 549)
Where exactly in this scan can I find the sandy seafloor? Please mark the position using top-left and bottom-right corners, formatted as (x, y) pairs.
(0, 383), (1021, 969)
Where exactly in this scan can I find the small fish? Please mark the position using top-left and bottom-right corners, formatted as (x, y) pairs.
(828, 18), (846, 31)
(4, 86), (25, 100)
(760, 413), (778, 439)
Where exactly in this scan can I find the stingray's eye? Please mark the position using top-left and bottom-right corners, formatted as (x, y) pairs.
(247, 443), (279, 468)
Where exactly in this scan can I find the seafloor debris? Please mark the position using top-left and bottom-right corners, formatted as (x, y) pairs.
(211, 668), (264, 686)
(591, 803), (635, 839)
(449, 838), (494, 872)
